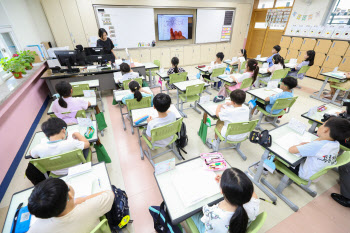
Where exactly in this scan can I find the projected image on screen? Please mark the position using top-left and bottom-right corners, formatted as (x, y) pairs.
(158, 15), (193, 41)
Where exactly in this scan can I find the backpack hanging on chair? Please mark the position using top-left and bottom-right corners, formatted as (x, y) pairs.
(149, 202), (183, 233)
(175, 122), (188, 160)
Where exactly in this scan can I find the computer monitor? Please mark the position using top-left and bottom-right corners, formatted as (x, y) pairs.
(84, 47), (105, 56)
(54, 50), (80, 73)
(85, 47), (114, 67)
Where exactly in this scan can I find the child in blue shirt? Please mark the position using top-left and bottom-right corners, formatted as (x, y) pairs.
(122, 81), (153, 106)
(288, 117), (350, 180)
(266, 45), (281, 67)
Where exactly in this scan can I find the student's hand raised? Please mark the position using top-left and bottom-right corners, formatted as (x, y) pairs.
(215, 174), (222, 183)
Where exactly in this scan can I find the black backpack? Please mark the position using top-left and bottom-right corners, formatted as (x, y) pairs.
(105, 185), (132, 232)
(175, 122), (188, 160)
(25, 162), (46, 185)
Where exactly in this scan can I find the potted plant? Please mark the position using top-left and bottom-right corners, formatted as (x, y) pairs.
(18, 50), (36, 70)
(0, 57), (27, 79)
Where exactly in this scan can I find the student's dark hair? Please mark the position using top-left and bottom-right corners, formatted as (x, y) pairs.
(220, 168), (254, 233)
(171, 57), (180, 73)
(273, 54), (285, 68)
(216, 52), (224, 61)
(129, 81), (142, 102)
(230, 89), (246, 105)
(98, 28), (108, 38)
(120, 62), (131, 73)
(282, 76), (298, 90)
(273, 45), (281, 52)
(153, 93), (171, 113)
(324, 117), (350, 141)
(241, 49), (247, 61)
(55, 81), (72, 108)
(246, 59), (259, 84)
(41, 118), (67, 138)
(28, 178), (69, 218)
(305, 50), (315, 66)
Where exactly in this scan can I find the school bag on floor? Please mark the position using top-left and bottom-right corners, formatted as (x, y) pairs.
(175, 122), (188, 160)
(11, 203), (31, 233)
(105, 185), (132, 232)
(149, 202), (182, 233)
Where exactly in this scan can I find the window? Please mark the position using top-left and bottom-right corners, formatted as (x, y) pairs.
(275, 0), (294, 8)
(258, 0), (274, 9)
(0, 27), (20, 81)
(326, 0), (350, 25)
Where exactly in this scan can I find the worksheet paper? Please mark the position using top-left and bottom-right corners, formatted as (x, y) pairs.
(171, 168), (220, 207)
(275, 132), (311, 152)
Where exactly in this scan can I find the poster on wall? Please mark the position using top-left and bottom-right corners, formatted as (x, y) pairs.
(322, 25), (336, 38)
(332, 25), (345, 38)
(340, 25), (350, 40)
(316, 26), (325, 37)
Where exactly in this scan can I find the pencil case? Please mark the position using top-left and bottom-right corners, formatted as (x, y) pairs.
(317, 105), (327, 112)
(134, 115), (149, 125)
(84, 126), (95, 139)
(197, 65), (206, 68)
(200, 152), (227, 171)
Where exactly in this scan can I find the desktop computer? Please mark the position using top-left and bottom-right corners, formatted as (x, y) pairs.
(85, 47), (114, 67)
(54, 50), (80, 73)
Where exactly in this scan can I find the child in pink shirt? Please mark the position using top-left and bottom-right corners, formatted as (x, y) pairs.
(51, 81), (91, 124)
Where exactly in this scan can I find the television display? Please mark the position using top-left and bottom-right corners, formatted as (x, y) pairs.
(158, 14), (193, 41)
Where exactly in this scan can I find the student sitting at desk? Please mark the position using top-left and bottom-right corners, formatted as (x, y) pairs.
(122, 80), (153, 106)
(266, 45), (281, 67)
(52, 81), (91, 125)
(218, 59), (258, 97)
(324, 72), (350, 99)
(118, 63), (139, 84)
(30, 118), (90, 176)
(202, 52), (226, 86)
(207, 89), (249, 149)
(251, 76), (297, 118)
(287, 50), (315, 78)
(27, 178), (114, 233)
(145, 93), (176, 147)
(230, 49), (247, 74)
(191, 168), (260, 233)
(259, 54), (285, 84)
(167, 57), (187, 89)
(288, 117), (350, 180)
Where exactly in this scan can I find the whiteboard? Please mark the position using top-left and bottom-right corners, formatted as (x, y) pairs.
(196, 9), (235, 44)
(94, 7), (156, 49)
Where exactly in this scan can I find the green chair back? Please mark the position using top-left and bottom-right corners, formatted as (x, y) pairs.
(153, 60), (161, 67)
(211, 67), (225, 77)
(225, 120), (259, 138)
(247, 212), (267, 233)
(240, 77), (254, 90)
(284, 59), (290, 63)
(150, 118), (183, 143)
(241, 60), (247, 70)
(50, 109), (87, 119)
(169, 72), (188, 84)
(125, 96), (152, 112)
(30, 149), (88, 176)
(123, 78), (143, 90)
(185, 83), (205, 97)
(297, 65), (310, 75)
(270, 68), (290, 81)
(90, 218), (111, 233)
(270, 96), (298, 113)
(72, 84), (90, 97)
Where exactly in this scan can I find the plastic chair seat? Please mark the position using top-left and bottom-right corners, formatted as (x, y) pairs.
(214, 127), (248, 144)
(142, 133), (178, 150)
(257, 106), (286, 117)
(179, 94), (200, 102)
(185, 218), (200, 233)
(275, 160), (309, 186)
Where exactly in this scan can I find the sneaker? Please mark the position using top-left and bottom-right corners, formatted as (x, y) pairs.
(336, 95), (344, 101)
(323, 91), (330, 95)
(323, 94), (332, 98)
(206, 138), (213, 149)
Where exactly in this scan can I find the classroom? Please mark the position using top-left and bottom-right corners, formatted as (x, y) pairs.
(1, 0), (350, 232)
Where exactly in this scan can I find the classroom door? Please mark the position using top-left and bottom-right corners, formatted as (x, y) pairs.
(261, 30), (284, 57)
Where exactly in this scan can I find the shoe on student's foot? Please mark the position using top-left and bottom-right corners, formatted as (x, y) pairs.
(206, 138), (213, 149)
(323, 91), (330, 95)
(323, 94), (332, 98)
(336, 95), (344, 101)
(331, 193), (350, 208)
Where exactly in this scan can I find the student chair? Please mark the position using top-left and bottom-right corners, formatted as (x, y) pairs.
(261, 151), (350, 212)
(125, 96), (152, 134)
(225, 77), (254, 96)
(203, 67), (225, 91)
(90, 216), (111, 233)
(146, 60), (160, 78)
(296, 65), (310, 80)
(212, 120), (258, 160)
(329, 83), (349, 106)
(50, 109), (87, 119)
(166, 72), (188, 94)
(30, 149), (92, 178)
(259, 68), (290, 87)
(72, 84), (90, 97)
(179, 83), (205, 116)
(185, 211), (267, 233)
(239, 60), (247, 73)
(255, 96), (298, 131)
(122, 78), (143, 90)
(141, 118), (184, 167)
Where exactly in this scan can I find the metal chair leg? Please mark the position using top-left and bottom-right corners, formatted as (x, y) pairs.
(255, 113), (264, 131)
(236, 143), (247, 161)
(137, 128), (144, 160)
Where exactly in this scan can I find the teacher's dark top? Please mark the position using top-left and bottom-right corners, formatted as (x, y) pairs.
(97, 38), (115, 62)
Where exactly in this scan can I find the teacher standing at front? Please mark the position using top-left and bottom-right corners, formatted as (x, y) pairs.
(96, 28), (116, 63)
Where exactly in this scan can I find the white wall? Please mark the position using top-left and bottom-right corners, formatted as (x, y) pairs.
(286, 0), (333, 32)
(1, 0), (55, 49)
(0, 3), (11, 26)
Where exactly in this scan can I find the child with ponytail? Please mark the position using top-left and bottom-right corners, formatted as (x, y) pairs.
(52, 81), (91, 124)
(218, 59), (259, 97)
(230, 49), (247, 73)
(167, 57), (187, 89)
(192, 168), (260, 233)
(122, 80), (153, 105)
(288, 50), (315, 77)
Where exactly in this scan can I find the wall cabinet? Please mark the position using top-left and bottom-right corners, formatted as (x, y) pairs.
(170, 47), (184, 66)
(160, 48), (171, 68)
(184, 45), (200, 65)
(200, 44), (217, 63)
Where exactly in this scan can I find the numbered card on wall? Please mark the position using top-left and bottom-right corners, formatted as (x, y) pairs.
(340, 25), (350, 40)
(322, 25), (336, 38)
(301, 25), (311, 37)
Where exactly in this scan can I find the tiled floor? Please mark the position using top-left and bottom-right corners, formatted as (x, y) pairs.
(0, 65), (348, 233)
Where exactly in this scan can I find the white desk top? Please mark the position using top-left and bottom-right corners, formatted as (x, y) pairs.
(1, 162), (111, 233)
(321, 71), (347, 81)
(268, 124), (318, 166)
(131, 104), (181, 127)
(173, 79), (209, 92)
(256, 57), (268, 62)
(301, 104), (344, 123)
(155, 157), (230, 225)
(196, 66), (209, 73)
(113, 87), (153, 102)
(113, 74), (146, 84)
(247, 88), (283, 102)
(25, 121), (98, 157)
(157, 71), (169, 79)
(223, 60), (238, 66)
(259, 68), (269, 74)
(198, 98), (231, 118)
(217, 74), (235, 84)
(47, 96), (97, 115)
(143, 62), (159, 70)
(70, 80), (99, 88)
(285, 63), (296, 69)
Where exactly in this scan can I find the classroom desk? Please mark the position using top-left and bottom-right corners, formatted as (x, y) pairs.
(173, 79), (210, 117)
(195, 66), (209, 74)
(113, 87), (153, 131)
(1, 162), (111, 233)
(113, 75), (146, 85)
(154, 156), (231, 225)
(217, 74), (236, 85)
(301, 104), (343, 133)
(245, 123), (318, 203)
(197, 98), (231, 120)
(247, 87), (283, 104)
(24, 121), (98, 158)
(47, 96), (97, 115)
(310, 71), (347, 103)
(157, 71), (169, 81)
(259, 68), (270, 75)
(223, 59), (238, 67)
(143, 62), (160, 89)
(256, 57), (268, 62)
(285, 63), (296, 69)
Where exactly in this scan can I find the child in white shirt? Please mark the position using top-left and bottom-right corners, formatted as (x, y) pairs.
(259, 54), (285, 84)
(192, 168), (260, 233)
(118, 62), (140, 84)
(288, 117), (350, 180)
(30, 118), (90, 176)
(230, 49), (247, 74)
(145, 93), (176, 148)
(203, 52), (226, 83)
